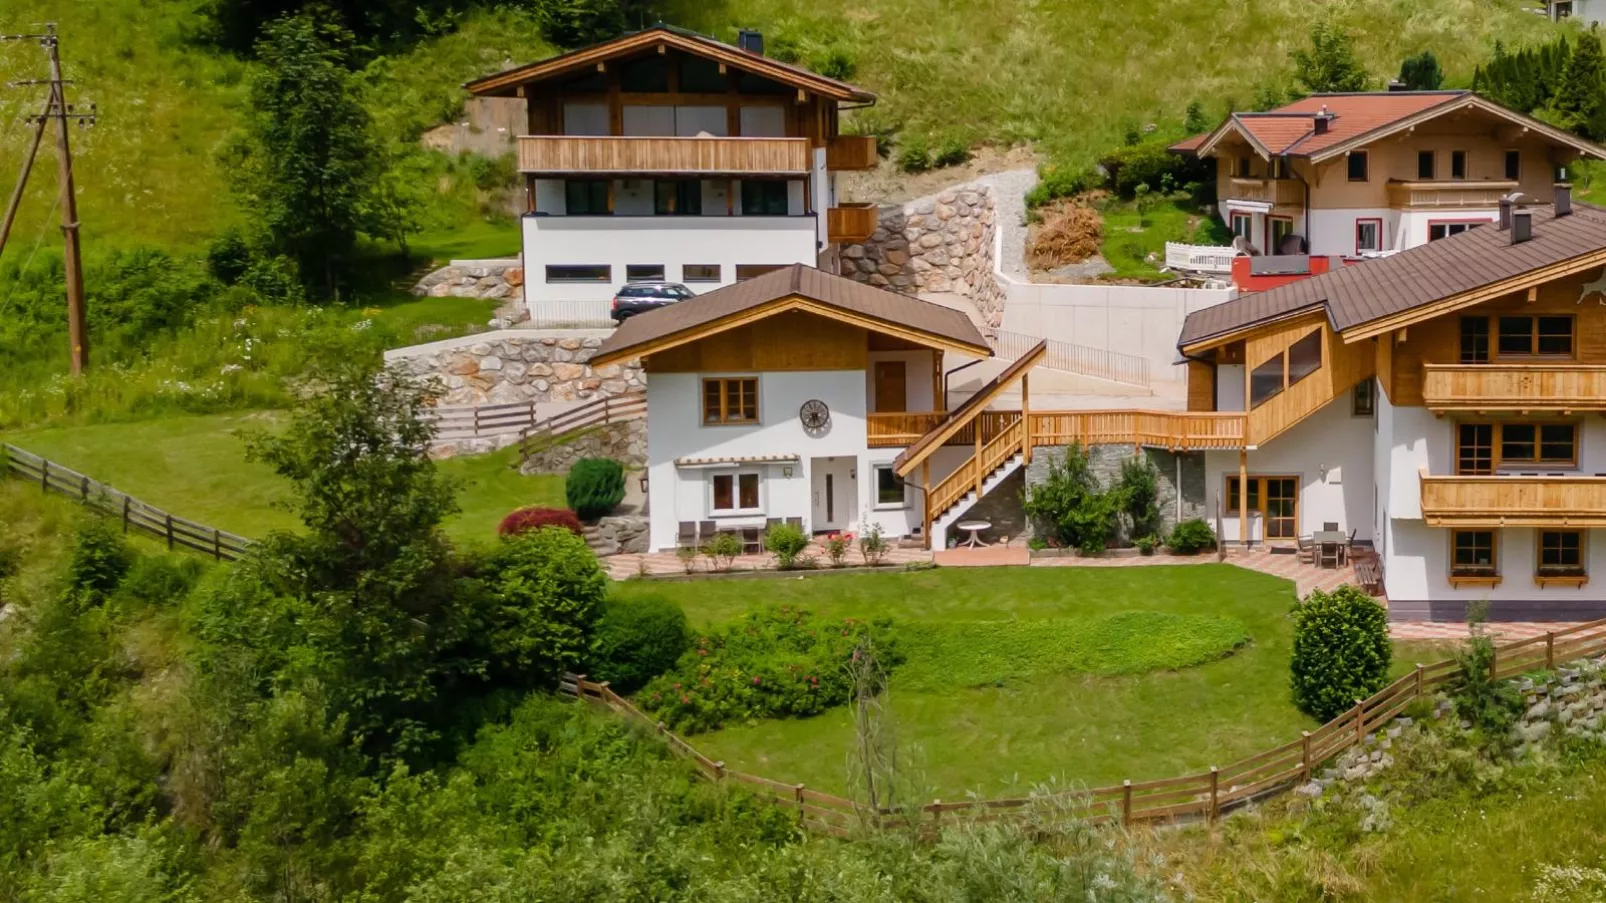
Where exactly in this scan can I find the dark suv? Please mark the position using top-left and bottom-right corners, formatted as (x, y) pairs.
(611, 281), (696, 322)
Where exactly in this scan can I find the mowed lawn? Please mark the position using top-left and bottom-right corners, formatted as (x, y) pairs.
(3, 412), (563, 546)
(615, 566), (1429, 799)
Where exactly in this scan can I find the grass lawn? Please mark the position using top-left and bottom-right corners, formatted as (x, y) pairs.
(1097, 196), (1232, 281)
(410, 220), (523, 264)
(3, 412), (562, 546)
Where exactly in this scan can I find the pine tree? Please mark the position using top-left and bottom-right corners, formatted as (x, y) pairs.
(1547, 31), (1606, 139)
(1184, 100), (1210, 134)
(1398, 50), (1444, 90)
(1291, 21), (1372, 94)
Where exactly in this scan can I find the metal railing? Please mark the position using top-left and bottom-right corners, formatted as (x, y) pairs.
(526, 300), (617, 328)
(991, 329), (1151, 388)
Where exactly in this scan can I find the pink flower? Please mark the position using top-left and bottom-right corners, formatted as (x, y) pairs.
(752, 676), (762, 685)
(680, 695), (690, 704)
(673, 683), (682, 690)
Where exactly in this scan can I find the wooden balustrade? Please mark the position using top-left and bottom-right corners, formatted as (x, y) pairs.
(827, 203), (879, 244)
(1420, 470), (1606, 527)
(517, 135), (811, 174)
(926, 418), (1025, 518)
(825, 134), (878, 170)
(1029, 410), (1246, 450)
(867, 411), (946, 447)
(1227, 177), (1303, 207)
(1422, 363), (1606, 411)
(1386, 179), (1516, 209)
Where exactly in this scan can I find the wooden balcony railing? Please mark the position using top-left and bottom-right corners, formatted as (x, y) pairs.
(827, 203), (879, 244)
(1386, 180), (1517, 209)
(517, 135), (810, 175)
(1422, 363), (1606, 411)
(927, 417), (1025, 519)
(1419, 470), (1606, 527)
(868, 411), (946, 447)
(826, 135), (879, 171)
(1228, 177), (1303, 207)
(1029, 410), (1247, 450)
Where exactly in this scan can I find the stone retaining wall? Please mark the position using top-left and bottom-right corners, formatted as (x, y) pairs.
(841, 183), (1004, 326)
(386, 330), (644, 407)
(587, 515), (650, 556)
(1024, 446), (1206, 544)
(413, 258), (525, 304)
(521, 420), (647, 474)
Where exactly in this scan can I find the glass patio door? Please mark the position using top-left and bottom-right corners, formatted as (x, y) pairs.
(1265, 478), (1298, 539)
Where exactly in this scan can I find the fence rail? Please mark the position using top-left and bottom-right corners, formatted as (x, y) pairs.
(1, 443), (253, 561)
(560, 612), (1606, 835)
(1164, 241), (1238, 275)
(991, 329), (1151, 388)
(518, 392), (647, 462)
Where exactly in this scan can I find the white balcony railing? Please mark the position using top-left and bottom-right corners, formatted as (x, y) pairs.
(1165, 241), (1238, 275)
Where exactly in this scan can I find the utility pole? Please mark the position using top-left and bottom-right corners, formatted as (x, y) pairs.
(1, 23), (96, 374)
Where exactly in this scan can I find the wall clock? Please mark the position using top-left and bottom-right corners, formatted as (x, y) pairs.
(799, 399), (830, 431)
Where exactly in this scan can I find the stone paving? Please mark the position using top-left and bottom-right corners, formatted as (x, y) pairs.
(1387, 620), (1590, 642)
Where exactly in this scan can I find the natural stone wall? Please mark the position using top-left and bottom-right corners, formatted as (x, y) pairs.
(388, 331), (644, 407)
(841, 183), (1004, 325)
(1025, 446), (1206, 544)
(957, 468), (1025, 546)
(413, 258), (524, 304)
(521, 420), (647, 474)
(586, 515), (650, 557)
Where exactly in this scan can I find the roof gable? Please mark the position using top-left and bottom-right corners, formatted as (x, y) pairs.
(591, 264), (991, 365)
(465, 25), (874, 103)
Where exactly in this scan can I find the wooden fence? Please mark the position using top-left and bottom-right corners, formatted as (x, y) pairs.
(425, 391), (646, 443)
(518, 392), (647, 462)
(1, 443), (253, 561)
(561, 614), (1606, 834)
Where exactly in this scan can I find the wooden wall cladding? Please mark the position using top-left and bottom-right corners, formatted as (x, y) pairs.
(644, 310), (868, 372)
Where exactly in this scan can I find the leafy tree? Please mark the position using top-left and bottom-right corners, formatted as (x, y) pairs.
(1475, 36), (1571, 113)
(534, 0), (645, 48)
(1291, 21), (1372, 94)
(227, 14), (380, 297)
(201, 0), (470, 56)
(1398, 50), (1444, 90)
(1544, 30), (1606, 139)
(1290, 585), (1391, 721)
(477, 528), (608, 690)
(1183, 99), (1211, 134)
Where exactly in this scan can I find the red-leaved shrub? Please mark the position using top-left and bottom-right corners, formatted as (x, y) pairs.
(498, 507), (583, 537)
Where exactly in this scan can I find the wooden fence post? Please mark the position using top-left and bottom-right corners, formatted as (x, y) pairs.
(121, 496), (131, 534)
(1546, 631), (1556, 670)
(80, 475), (89, 501)
(1415, 663), (1424, 698)
(213, 530), (222, 561)
(714, 760), (726, 780)
(164, 514), (175, 550)
(1300, 731), (1312, 782)
(1121, 780), (1132, 826)
(40, 458), (48, 492)
(1208, 767), (1220, 823)
(1353, 700), (1365, 747)
(795, 784), (806, 824)
(1490, 645), (1499, 681)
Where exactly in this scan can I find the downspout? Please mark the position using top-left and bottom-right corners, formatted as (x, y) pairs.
(1285, 154), (1312, 253)
(942, 358), (986, 406)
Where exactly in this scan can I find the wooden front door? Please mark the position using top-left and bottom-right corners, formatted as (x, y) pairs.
(873, 361), (907, 413)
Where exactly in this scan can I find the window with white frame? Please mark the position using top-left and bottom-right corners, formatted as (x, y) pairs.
(873, 465), (909, 508)
(710, 471), (762, 514)
(1355, 218), (1381, 254)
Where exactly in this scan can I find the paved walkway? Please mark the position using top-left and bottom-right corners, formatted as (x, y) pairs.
(1387, 620), (1590, 642)
(603, 541), (932, 580)
(1031, 548), (1360, 599)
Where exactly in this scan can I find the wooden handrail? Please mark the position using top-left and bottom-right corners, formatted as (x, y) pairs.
(518, 392), (648, 462)
(517, 135), (811, 175)
(1029, 410), (1246, 450)
(925, 416), (1023, 522)
(1419, 468), (1606, 527)
(1422, 363), (1606, 411)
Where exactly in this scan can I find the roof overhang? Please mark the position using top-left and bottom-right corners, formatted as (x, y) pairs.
(1303, 94), (1606, 164)
(1179, 304), (1331, 356)
(1191, 115), (1278, 160)
(1221, 198), (1274, 215)
(590, 294), (993, 367)
(464, 26), (875, 104)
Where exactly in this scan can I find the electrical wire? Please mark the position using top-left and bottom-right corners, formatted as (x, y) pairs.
(0, 189), (62, 319)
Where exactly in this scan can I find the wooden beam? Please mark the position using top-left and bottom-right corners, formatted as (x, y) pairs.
(974, 424), (984, 498)
(1238, 449), (1249, 549)
(1021, 373), (1032, 464)
(921, 461), (932, 549)
(932, 349), (944, 412)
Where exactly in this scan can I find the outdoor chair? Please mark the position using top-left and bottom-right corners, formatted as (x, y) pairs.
(741, 526), (762, 555)
(677, 521), (697, 549)
(1322, 521), (1339, 532)
(1296, 534), (1314, 564)
(698, 521), (716, 543)
(1318, 542), (1341, 569)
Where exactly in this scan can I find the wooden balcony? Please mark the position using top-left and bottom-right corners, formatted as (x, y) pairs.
(827, 203), (879, 244)
(1386, 179), (1517, 209)
(868, 411), (945, 447)
(1030, 410), (1246, 450)
(1422, 364), (1606, 412)
(517, 135), (810, 175)
(826, 135), (879, 171)
(1228, 177), (1303, 207)
(1420, 470), (1606, 527)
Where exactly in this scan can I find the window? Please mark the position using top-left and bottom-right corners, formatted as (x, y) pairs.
(1225, 476), (1298, 539)
(654, 179), (703, 215)
(1497, 315), (1574, 357)
(565, 179), (610, 215)
(874, 466), (908, 508)
(735, 264), (785, 280)
(711, 472), (761, 513)
(1270, 217), (1294, 254)
(1556, 0), (1575, 17)
(1249, 352), (1285, 408)
(1237, 157), (1252, 178)
(1352, 379), (1375, 417)
(1459, 316), (1490, 363)
(1271, 157), (1290, 179)
(546, 264), (611, 283)
(740, 180), (790, 215)
(1347, 151), (1368, 182)
(1225, 476), (1261, 513)
(1429, 222), (1480, 241)
(1538, 530), (1585, 578)
(682, 264), (721, 283)
(1541, 424), (1578, 461)
(1456, 423), (1494, 475)
(1355, 218), (1382, 254)
(1417, 150), (1435, 180)
(625, 264), (665, 282)
(702, 377), (759, 425)
(1505, 149), (1521, 181)
(1451, 150), (1467, 180)
(1287, 330), (1322, 385)
(1451, 530), (1498, 580)
(1230, 213), (1253, 241)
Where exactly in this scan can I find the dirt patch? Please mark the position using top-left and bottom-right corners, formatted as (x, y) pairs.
(839, 145), (1040, 205)
(1026, 199), (1102, 270)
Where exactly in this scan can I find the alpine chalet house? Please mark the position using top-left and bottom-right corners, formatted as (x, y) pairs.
(1180, 188), (1606, 620)
(464, 25), (880, 315)
(1168, 91), (1606, 287)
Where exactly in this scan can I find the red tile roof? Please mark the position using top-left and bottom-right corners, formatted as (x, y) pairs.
(1171, 91), (1509, 159)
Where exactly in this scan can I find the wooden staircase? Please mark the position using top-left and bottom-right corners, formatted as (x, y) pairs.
(925, 416), (1028, 547)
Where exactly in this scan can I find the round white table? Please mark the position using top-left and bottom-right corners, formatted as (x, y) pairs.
(956, 520), (991, 549)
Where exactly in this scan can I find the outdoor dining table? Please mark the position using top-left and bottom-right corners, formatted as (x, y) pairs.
(1313, 530), (1347, 567)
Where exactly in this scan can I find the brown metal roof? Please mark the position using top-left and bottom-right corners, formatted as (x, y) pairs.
(1179, 202), (1606, 348)
(592, 264), (992, 363)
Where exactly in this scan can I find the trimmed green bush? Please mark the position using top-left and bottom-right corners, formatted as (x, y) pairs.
(763, 522), (810, 569)
(1290, 585), (1392, 721)
(66, 520), (133, 601)
(588, 594), (692, 694)
(565, 457), (625, 521)
(1025, 162), (1098, 209)
(1166, 518), (1216, 554)
(895, 135), (932, 173)
(479, 526), (609, 690)
(933, 137), (971, 168)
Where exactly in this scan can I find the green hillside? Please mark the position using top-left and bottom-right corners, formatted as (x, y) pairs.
(0, 0), (1565, 259)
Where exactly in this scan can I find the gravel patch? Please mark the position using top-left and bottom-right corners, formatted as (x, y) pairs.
(969, 168), (1037, 282)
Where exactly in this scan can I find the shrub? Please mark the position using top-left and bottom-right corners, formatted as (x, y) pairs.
(498, 507), (583, 538)
(859, 525), (888, 566)
(1290, 584), (1392, 722)
(113, 556), (205, 609)
(66, 520), (133, 601)
(1025, 162), (1098, 209)
(564, 458), (625, 521)
(763, 523), (811, 569)
(588, 594), (692, 694)
(895, 136), (932, 173)
(932, 137), (971, 168)
(1098, 140), (1207, 200)
(701, 532), (742, 572)
(674, 545), (697, 574)
(640, 606), (898, 733)
(1022, 444), (1119, 552)
(1135, 534), (1158, 555)
(1117, 456), (1161, 541)
(1166, 518), (1216, 554)
(823, 531), (852, 567)
(1452, 602), (1524, 747)
(478, 527), (609, 689)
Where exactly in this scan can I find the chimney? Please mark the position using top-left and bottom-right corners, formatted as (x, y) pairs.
(737, 29), (764, 55)
(1387, 79), (1408, 92)
(1556, 182), (1573, 217)
(1498, 196), (1513, 230)
(1512, 209), (1533, 244)
(1312, 105), (1333, 135)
